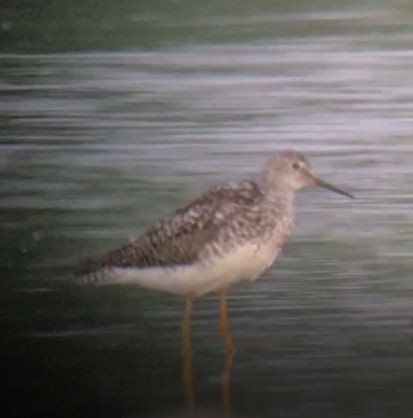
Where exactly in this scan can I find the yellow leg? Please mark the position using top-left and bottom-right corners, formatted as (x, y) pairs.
(181, 293), (193, 354)
(181, 293), (196, 413)
(219, 288), (234, 354)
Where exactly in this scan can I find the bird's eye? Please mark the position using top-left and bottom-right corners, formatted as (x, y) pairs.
(292, 162), (300, 170)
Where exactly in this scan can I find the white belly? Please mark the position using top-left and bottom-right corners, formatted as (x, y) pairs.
(94, 242), (280, 296)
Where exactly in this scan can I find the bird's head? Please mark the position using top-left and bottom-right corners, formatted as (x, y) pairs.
(262, 150), (354, 199)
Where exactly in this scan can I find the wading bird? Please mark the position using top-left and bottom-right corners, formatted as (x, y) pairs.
(79, 150), (353, 353)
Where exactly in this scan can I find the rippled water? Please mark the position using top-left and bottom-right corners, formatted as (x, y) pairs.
(2, 1), (413, 417)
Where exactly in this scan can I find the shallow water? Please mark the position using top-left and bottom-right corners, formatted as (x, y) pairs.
(2, 1), (413, 417)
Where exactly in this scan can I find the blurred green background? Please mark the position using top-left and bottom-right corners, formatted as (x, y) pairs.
(1, 1), (413, 417)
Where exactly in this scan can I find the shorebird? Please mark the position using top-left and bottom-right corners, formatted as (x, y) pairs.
(78, 150), (353, 353)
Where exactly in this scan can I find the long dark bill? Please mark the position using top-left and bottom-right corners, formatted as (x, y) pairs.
(315, 177), (354, 199)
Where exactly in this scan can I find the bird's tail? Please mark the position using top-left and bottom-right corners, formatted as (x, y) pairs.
(75, 255), (113, 286)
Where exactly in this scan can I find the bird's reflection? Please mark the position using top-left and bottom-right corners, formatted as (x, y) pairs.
(181, 305), (234, 417)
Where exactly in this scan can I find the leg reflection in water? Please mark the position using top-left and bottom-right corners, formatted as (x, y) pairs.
(221, 351), (234, 416)
(181, 293), (196, 414)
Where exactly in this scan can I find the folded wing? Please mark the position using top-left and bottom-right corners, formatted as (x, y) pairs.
(78, 180), (263, 275)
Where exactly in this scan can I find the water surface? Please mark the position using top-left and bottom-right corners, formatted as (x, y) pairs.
(1, 1), (413, 417)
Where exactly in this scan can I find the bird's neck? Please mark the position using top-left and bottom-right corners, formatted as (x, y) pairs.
(253, 173), (295, 210)
(263, 186), (295, 211)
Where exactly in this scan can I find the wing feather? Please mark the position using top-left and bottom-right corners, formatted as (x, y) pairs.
(78, 180), (262, 274)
